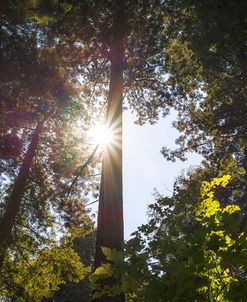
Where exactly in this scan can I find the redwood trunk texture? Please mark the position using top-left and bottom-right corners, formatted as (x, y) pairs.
(0, 123), (42, 269)
(94, 4), (125, 302)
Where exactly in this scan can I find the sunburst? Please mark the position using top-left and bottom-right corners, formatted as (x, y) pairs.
(89, 123), (114, 147)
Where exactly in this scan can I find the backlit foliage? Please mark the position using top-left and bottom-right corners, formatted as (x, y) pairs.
(1, 246), (90, 301)
(92, 175), (247, 301)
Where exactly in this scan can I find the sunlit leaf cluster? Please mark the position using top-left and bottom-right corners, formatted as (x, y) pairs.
(93, 175), (247, 301)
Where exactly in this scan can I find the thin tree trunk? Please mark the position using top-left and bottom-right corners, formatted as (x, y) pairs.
(0, 122), (42, 269)
(94, 3), (125, 302)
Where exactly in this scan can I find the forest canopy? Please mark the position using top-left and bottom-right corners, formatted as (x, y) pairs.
(0, 0), (246, 301)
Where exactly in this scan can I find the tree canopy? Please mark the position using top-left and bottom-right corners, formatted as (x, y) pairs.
(0, 0), (246, 301)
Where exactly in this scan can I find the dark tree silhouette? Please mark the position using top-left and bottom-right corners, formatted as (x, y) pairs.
(94, 4), (125, 302)
(0, 123), (42, 269)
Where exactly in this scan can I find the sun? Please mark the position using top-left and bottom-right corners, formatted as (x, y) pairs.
(89, 123), (114, 147)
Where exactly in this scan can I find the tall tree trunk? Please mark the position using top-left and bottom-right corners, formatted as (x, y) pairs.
(0, 122), (42, 269)
(94, 3), (125, 302)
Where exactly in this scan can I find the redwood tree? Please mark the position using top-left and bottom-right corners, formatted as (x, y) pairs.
(93, 4), (125, 302)
(0, 123), (42, 268)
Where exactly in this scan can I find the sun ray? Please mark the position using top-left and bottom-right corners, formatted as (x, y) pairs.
(89, 123), (115, 148)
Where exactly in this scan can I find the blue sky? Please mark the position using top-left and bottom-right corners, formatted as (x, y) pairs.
(89, 109), (202, 239)
(123, 110), (202, 238)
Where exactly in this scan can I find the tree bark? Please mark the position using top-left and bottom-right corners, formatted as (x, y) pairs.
(0, 122), (42, 269)
(94, 3), (125, 302)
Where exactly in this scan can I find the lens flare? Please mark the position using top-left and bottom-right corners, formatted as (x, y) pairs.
(89, 124), (114, 147)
